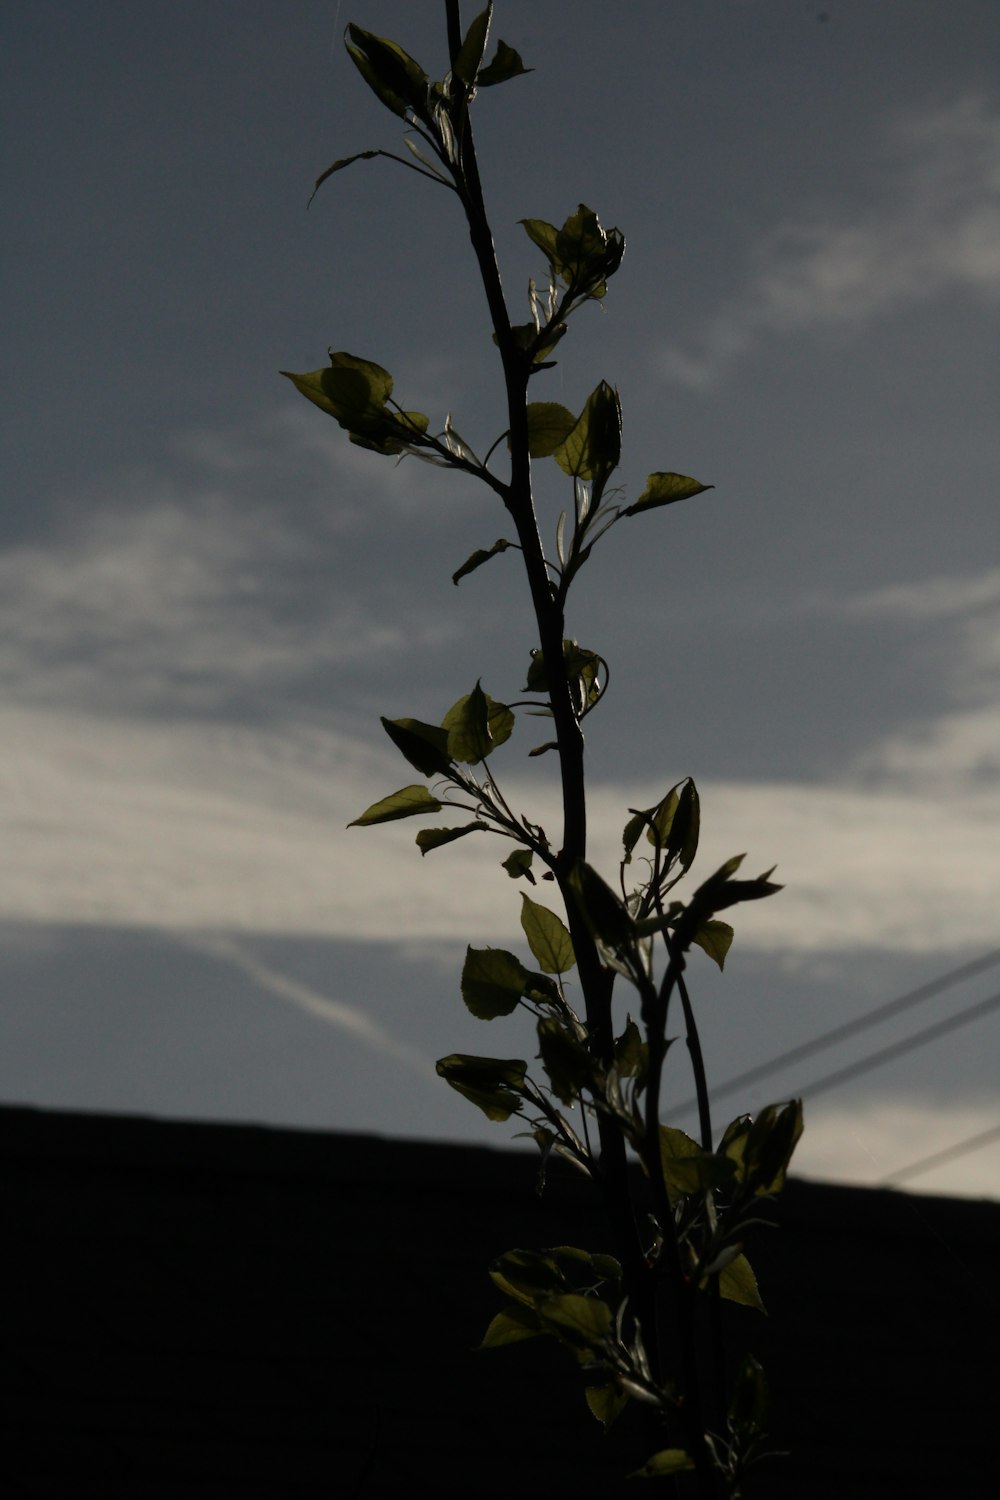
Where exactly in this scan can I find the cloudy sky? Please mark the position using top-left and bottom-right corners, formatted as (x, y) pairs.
(3, 0), (999, 1198)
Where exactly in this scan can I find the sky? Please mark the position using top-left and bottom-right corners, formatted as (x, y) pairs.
(2, 0), (999, 1199)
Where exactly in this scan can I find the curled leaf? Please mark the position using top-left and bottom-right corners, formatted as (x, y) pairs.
(476, 38), (531, 87)
(623, 472), (712, 517)
(452, 537), (512, 585)
(415, 823), (486, 855)
(436, 1053), (527, 1121)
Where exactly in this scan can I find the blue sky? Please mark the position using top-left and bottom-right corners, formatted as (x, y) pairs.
(2, 0), (999, 1196)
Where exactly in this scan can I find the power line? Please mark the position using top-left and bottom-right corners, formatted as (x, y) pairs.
(789, 988), (1000, 1101)
(882, 1122), (1000, 1186)
(669, 947), (1000, 1116)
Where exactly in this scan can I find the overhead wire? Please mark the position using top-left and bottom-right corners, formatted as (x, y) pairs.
(668, 947), (1000, 1117)
(881, 1122), (1000, 1186)
(777, 987), (1000, 1102)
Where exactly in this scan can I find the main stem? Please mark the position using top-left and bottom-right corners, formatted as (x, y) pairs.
(444, 0), (657, 1377)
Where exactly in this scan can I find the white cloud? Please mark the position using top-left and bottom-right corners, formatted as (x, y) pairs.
(791, 1097), (1000, 1201)
(2, 702), (997, 956)
(844, 567), (1000, 623)
(0, 435), (459, 712)
(659, 94), (1000, 388)
(839, 567), (1000, 786)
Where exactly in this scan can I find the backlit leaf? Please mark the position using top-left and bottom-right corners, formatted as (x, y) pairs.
(345, 25), (429, 122)
(690, 919), (734, 970)
(551, 382), (621, 488)
(442, 684), (514, 764)
(623, 472), (713, 517)
(526, 402), (576, 457)
(452, 537), (512, 585)
(435, 1053), (527, 1121)
(348, 784), (442, 827)
(415, 823), (485, 854)
(477, 38), (531, 87)
(381, 716), (453, 777)
(718, 1253), (765, 1313)
(536, 1293), (612, 1359)
(520, 894), (575, 974)
(568, 860), (636, 949)
(453, 5), (492, 86)
(537, 1016), (596, 1105)
(461, 946), (529, 1020)
(586, 1383), (629, 1428)
(632, 1449), (696, 1479)
(309, 150), (380, 203)
(659, 1124), (735, 1201)
(501, 849), (534, 882)
(479, 1302), (541, 1348)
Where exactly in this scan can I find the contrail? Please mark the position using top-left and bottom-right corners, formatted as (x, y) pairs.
(181, 931), (435, 1084)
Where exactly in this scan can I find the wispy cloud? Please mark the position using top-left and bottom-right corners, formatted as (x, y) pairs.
(843, 567), (1000, 623)
(659, 94), (1000, 389)
(840, 567), (1000, 786)
(3, 699), (997, 955)
(181, 931), (435, 1081)
(0, 421), (460, 714)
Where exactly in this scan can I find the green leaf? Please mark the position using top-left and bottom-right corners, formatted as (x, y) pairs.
(547, 1245), (621, 1284)
(523, 969), (561, 1006)
(453, 4), (492, 86)
(490, 1248), (567, 1305)
(687, 855), (783, 923)
(537, 1016), (597, 1105)
(659, 1124), (736, 1202)
(568, 860), (636, 949)
(626, 471), (710, 519)
(666, 777), (700, 873)
(479, 1301), (542, 1348)
(585, 1383), (629, 1429)
(461, 946), (529, 1020)
(520, 893), (575, 974)
(622, 807), (652, 863)
(415, 823), (485, 855)
(442, 684), (514, 764)
(309, 150), (381, 203)
(632, 1449), (696, 1480)
(524, 640), (603, 714)
(691, 919), (734, 970)
(718, 1253), (765, 1313)
(501, 849), (534, 882)
(623, 472), (713, 517)
(348, 784), (442, 827)
(614, 1017), (647, 1081)
(551, 381), (621, 491)
(525, 402), (577, 457)
(381, 716), (453, 777)
(719, 1115), (753, 1179)
(345, 25), (430, 122)
(519, 216), (561, 267)
(744, 1100), (804, 1195)
(477, 38), (532, 87)
(452, 537), (512, 585)
(729, 1354), (769, 1434)
(536, 1292), (612, 1360)
(436, 1053), (527, 1121)
(555, 204), (625, 297)
(643, 779), (700, 874)
(281, 352), (429, 456)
